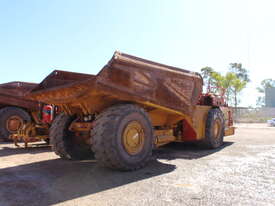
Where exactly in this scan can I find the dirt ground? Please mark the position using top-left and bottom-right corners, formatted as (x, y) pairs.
(0, 124), (274, 206)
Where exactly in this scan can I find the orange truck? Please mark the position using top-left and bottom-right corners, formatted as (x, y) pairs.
(0, 81), (56, 146)
(27, 52), (234, 170)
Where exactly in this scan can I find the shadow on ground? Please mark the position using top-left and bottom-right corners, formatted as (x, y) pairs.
(155, 141), (234, 160)
(0, 141), (234, 206)
(0, 158), (175, 206)
(0, 142), (51, 158)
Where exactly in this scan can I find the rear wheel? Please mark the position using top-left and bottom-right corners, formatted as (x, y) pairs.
(200, 108), (225, 149)
(0, 107), (31, 141)
(50, 113), (94, 160)
(91, 104), (154, 171)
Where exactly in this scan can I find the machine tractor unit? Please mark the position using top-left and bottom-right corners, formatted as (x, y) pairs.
(28, 52), (235, 170)
(0, 81), (57, 146)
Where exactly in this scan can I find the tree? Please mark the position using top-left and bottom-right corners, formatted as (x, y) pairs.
(200, 67), (224, 94)
(217, 72), (247, 107)
(210, 71), (224, 92)
(229, 63), (250, 107)
(231, 77), (247, 108)
(211, 72), (235, 103)
(201, 66), (214, 80)
(201, 67), (215, 92)
(229, 63), (250, 82)
(200, 63), (249, 108)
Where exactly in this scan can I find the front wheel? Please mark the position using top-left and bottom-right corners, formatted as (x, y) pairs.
(91, 104), (154, 171)
(200, 108), (225, 149)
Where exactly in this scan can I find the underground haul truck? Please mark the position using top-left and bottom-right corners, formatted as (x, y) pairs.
(0, 81), (57, 146)
(28, 52), (235, 170)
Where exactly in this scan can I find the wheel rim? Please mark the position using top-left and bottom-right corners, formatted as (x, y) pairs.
(6, 115), (24, 132)
(122, 121), (145, 155)
(213, 119), (221, 139)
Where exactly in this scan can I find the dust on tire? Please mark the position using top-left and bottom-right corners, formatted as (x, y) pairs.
(91, 104), (154, 171)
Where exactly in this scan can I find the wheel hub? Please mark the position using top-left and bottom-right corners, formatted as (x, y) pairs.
(6, 115), (23, 132)
(122, 121), (145, 155)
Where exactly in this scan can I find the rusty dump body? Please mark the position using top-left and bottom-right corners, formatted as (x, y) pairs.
(0, 81), (39, 110)
(29, 51), (234, 143)
(30, 52), (202, 116)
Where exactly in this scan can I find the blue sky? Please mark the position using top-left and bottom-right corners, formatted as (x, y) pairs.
(0, 0), (274, 107)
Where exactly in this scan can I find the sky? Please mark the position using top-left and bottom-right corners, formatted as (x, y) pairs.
(0, 0), (275, 107)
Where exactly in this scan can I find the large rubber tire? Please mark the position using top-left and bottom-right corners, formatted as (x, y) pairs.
(200, 108), (225, 149)
(0, 107), (31, 142)
(91, 104), (154, 171)
(49, 113), (94, 160)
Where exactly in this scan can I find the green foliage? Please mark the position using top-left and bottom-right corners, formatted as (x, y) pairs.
(229, 63), (250, 82)
(201, 67), (215, 89)
(200, 63), (249, 107)
(201, 66), (214, 80)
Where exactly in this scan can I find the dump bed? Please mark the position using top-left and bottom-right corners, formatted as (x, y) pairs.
(29, 52), (203, 116)
(31, 70), (96, 94)
(0, 81), (39, 110)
